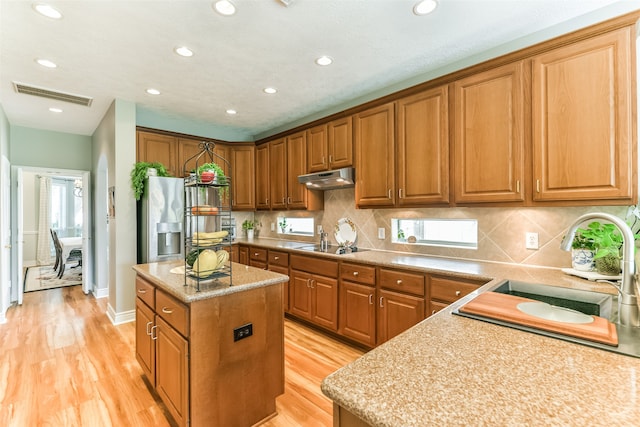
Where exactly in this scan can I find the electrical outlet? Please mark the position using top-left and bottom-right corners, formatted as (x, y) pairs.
(317, 225), (323, 235)
(378, 228), (385, 239)
(270, 222), (275, 231)
(233, 323), (253, 342)
(525, 232), (539, 250)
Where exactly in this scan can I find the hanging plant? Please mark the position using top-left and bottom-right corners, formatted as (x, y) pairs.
(130, 162), (172, 201)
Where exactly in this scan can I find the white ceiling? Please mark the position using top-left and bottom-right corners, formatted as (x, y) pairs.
(1, 0), (638, 140)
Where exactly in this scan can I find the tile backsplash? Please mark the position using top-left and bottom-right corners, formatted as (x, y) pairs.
(234, 188), (634, 269)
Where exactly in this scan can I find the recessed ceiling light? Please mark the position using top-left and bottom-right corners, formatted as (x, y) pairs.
(174, 46), (194, 57)
(146, 88), (161, 95)
(413, 0), (438, 15)
(33, 3), (63, 19)
(213, 0), (236, 16)
(263, 87), (277, 94)
(226, 109), (237, 115)
(36, 58), (57, 68)
(315, 56), (333, 66)
(49, 107), (62, 113)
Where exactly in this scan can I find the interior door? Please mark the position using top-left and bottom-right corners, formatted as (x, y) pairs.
(16, 168), (23, 305)
(81, 171), (91, 294)
(1, 156), (11, 315)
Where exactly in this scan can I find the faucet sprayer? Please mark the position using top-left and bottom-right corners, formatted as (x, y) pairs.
(560, 212), (639, 327)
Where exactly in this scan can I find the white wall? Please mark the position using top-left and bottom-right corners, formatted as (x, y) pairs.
(0, 104), (10, 322)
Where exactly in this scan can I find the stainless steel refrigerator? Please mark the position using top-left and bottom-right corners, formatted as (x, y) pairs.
(138, 176), (184, 263)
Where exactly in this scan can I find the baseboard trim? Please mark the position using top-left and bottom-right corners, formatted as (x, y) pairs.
(106, 304), (135, 325)
(93, 287), (109, 299)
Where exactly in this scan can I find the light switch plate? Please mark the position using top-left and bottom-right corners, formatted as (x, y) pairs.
(378, 228), (385, 239)
(525, 232), (539, 249)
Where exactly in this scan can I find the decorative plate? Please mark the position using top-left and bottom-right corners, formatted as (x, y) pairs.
(334, 218), (357, 247)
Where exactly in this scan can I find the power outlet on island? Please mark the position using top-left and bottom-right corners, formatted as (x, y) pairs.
(233, 323), (253, 342)
(525, 232), (539, 250)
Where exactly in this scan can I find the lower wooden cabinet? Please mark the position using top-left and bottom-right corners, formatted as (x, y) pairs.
(268, 250), (290, 312)
(377, 289), (425, 344)
(135, 298), (155, 384)
(339, 281), (376, 347)
(429, 275), (484, 316)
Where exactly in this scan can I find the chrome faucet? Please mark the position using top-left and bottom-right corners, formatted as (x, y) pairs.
(320, 231), (329, 251)
(560, 212), (639, 327)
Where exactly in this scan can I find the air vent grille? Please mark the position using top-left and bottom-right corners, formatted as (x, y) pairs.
(13, 82), (93, 106)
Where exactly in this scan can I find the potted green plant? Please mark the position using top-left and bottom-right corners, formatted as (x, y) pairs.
(570, 229), (596, 271)
(242, 219), (257, 239)
(130, 161), (172, 201)
(197, 162), (228, 201)
(577, 222), (623, 275)
(278, 218), (287, 234)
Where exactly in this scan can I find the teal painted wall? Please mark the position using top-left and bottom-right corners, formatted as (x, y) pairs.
(136, 107), (254, 142)
(9, 126), (92, 170)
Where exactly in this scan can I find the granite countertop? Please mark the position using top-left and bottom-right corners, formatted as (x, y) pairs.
(132, 260), (288, 303)
(236, 237), (639, 426)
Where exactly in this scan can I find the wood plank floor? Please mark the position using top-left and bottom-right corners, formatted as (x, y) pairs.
(0, 285), (364, 426)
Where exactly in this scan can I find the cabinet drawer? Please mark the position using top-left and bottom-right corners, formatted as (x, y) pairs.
(340, 262), (375, 286)
(430, 276), (482, 304)
(290, 254), (338, 278)
(429, 300), (449, 316)
(156, 290), (189, 337)
(135, 276), (155, 309)
(249, 247), (268, 262)
(379, 268), (425, 296)
(268, 250), (289, 267)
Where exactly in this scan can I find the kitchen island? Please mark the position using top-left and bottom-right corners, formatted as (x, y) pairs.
(132, 261), (288, 427)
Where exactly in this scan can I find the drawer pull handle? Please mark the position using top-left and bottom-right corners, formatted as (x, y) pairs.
(145, 321), (153, 335)
(274, 256), (279, 260)
(150, 325), (157, 340)
(455, 290), (461, 296)
(432, 310), (436, 315)
(162, 307), (174, 314)
(379, 297), (384, 308)
(254, 253), (259, 256)
(137, 289), (146, 294)
(369, 294), (373, 305)
(397, 279), (403, 285)
(353, 271), (359, 276)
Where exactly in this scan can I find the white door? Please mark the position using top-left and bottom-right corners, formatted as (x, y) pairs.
(81, 171), (91, 294)
(16, 168), (23, 305)
(1, 156), (11, 316)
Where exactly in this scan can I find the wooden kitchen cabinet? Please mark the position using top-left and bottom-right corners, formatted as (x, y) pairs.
(135, 297), (155, 385)
(269, 138), (287, 210)
(339, 262), (376, 347)
(255, 144), (270, 210)
(307, 117), (353, 172)
(230, 144), (255, 210)
(286, 131), (308, 209)
(429, 275), (484, 316)
(289, 254), (339, 331)
(238, 245), (249, 265)
(137, 131), (178, 177)
(396, 86), (450, 205)
(453, 61), (525, 204)
(377, 267), (425, 345)
(177, 138), (203, 177)
(355, 102), (396, 208)
(268, 250), (290, 313)
(532, 27), (635, 203)
(249, 246), (267, 270)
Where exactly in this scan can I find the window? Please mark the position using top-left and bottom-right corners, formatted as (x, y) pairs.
(392, 218), (478, 249)
(278, 217), (314, 236)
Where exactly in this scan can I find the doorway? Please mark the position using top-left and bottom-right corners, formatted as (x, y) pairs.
(10, 166), (92, 304)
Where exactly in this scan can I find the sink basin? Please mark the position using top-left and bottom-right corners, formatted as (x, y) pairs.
(453, 279), (640, 358)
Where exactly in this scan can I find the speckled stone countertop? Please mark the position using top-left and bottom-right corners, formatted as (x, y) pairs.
(237, 238), (640, 426)
(132, 260), (288, 303)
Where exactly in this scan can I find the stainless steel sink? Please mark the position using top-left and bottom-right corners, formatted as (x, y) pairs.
(453, 280), (640, 358)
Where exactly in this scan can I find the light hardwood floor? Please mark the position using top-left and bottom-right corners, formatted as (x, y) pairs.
(0, 286), (364, 426)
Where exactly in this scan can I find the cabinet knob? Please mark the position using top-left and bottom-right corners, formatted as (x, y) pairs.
(254, 253), (259, 256)
(274, 256), (279, 260)
(397, 279), (403, 285)
(353, 271), (359, 276)
(329, 155), (333, 164)
(455, 290), (461, 296)
(162, 307), (174, 314)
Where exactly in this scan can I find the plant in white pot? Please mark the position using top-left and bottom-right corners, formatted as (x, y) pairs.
(576, 222), (623, 275)
(570, 229), (596, 271)
(242, 219), (257, 240)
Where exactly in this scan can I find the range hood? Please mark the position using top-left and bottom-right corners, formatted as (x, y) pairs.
(297, 167), (355, 190)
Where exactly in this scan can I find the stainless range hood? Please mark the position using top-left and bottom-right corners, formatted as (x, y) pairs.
(297, 167), (355, 190)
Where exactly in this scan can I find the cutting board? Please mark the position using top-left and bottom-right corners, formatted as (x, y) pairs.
(459, 292), (618, 346)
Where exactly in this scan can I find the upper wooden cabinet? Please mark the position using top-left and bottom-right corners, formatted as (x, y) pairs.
(396, 86), (450, 206)
(453, 61), (526, 204)
(308, 117), (354, 172)
(230, 145), (255, 210)
(355, 102), (396, 208)
(286, 131), (308, 209)
(532, 27), (635, 203)
(255, 144), (270, 210)
(269, 138), (288, 210)
(137, 131), (178, 177)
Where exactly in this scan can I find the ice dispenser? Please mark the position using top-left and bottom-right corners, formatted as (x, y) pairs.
(157, 222), (182, 256)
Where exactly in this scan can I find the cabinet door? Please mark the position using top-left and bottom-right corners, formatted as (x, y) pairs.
(269, 264), (290, 312)
(377, 289), (425, 345)
(453, 61), (525, 203)
(290, 270), (313, 320)
(155, 316), (189, 427)
(137, 131), (177, 177)
(269, 138), (287, 210)
(339, 281), (375, 347)
(532, 28), (634, 203)
(397, 86), (449, 205)
(311, 275), (338, 331)
(307, 124), (328, 172)
(255, 144), (270, 210)
(231, 145), (255, 210)
(355, 103), (395, 208)
(238, 246), (249, 265)
(328, 116), (353, 170)
(177, 138), (203, 177)
(286, 131), (308, 209)
(135, 298), (155, 386)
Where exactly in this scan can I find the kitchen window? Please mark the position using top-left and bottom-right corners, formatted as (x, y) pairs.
(392, 218), (478, 249)
(278, 217), (314, 236)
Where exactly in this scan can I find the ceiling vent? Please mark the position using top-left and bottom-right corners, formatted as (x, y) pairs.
(13, 82), (93, 107)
